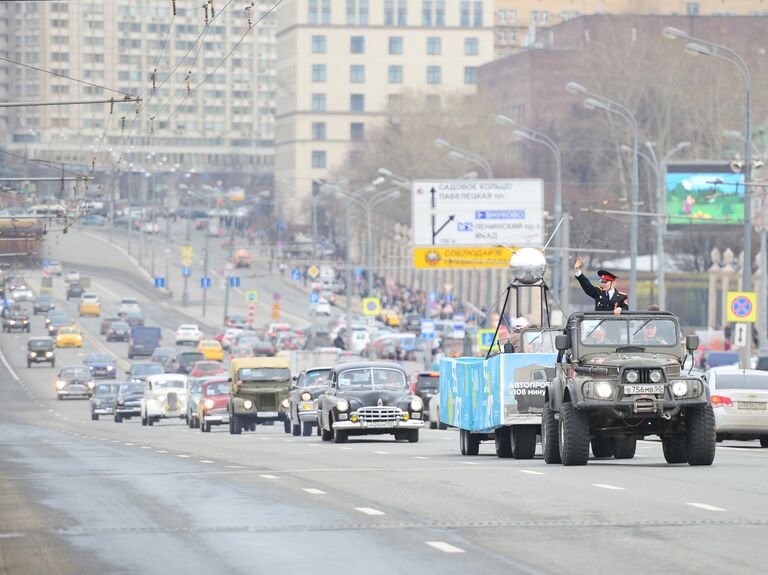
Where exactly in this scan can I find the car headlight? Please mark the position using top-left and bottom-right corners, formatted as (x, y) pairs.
(625, 370), (639, 383)
(87, 381), (95, 389)
(337, 399), (350, 412)
(45, 352), (53, 357)
(204, 399), (215, 409)
(671, 380), (688, 397)
(28, 352), (35, 357)
(243, 400), (253, 409)
(410, 397), (424, 411)
(595, 381), (613, 399)
(56, 381), (66, 390)
(158, 394), (166, 402)
(281, 398), (290, 409)
(301, 391), (312, 401)
(8, 320), (14, 325)
(649, 370), (662, 383)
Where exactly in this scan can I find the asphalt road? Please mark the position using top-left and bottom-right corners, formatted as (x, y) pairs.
(2, 239), (768, 574)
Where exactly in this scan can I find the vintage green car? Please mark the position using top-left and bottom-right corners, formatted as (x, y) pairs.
(228, 357), (292, 434)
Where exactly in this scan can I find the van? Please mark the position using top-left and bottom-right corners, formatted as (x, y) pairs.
(129, 326), (162, 359)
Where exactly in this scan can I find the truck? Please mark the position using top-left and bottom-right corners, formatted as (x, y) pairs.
(228, 357), (292, 434)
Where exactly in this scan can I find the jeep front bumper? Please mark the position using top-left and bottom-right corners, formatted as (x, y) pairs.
(575, 397), (709, 415)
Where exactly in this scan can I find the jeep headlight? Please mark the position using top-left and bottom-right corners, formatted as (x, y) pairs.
(28, 352), (35, 357)
(625, 370), (639, 383)
(649, 370), (663, 383)
(410, 397), (424, 411)
(281, 398), (290, 409)
(243, 400), (253, 409)
(8, 320), (14, 325)
(595, 381), (613, 399)
(301, 391), (312, 401)
(45, 352), (53, 357)
(204, 399), (215, 409)
(56, 380), (66, 390)
(671, 380), (688, 398)
(337, 399), (350, 412)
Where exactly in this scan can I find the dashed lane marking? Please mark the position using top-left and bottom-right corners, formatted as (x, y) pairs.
(426, 541), (465, 554)
(156, 450), (168, 453)
(176, 454), (190, 458)
(460, 461), (480, 465)
(373, 451), (390, 455)
(413, 456), (431, 460)
(519, 470), (545, 475)
(302, 488), (326, 495)
(687, 503), (726, 512)
(199, 460), (214, 464)
(259, 474), (279, 479)
(226, 465), (244, 469)
(355, 507), (386, 516)
(593, 484), (626, 491)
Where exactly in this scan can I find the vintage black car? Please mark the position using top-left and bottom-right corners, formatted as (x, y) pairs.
(113, 382), (144, 422)
(317, 361), (425, 443)
(27, 336), (56, 367)
(66, 282), (83, 300)
(90, 382), (119, 420)
(286, 366), (332, 437)
(55, 365), (95, 400)
(4, 306), (30, 332)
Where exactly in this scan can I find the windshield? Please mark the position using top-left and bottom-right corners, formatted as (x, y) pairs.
(132, 363), (164, 376)
(238, 367), (291, 382)
(94, 385), (116, 396)
(715, 373), (768, 390)
(28, 339), (53, 349)
(152, 379), (185, 390)
(86, 354), (113, 363)
(205, 382), (229, 395)
(629, 319), (679, 346)
(416, 375), (439, 391)
(118, 383), (144, 395)
(111, 322), (129, 330)
(61, 367), (91, 379)
(338, 368), (407, 390)
(58, 327), (80, 335)
(304, 369), (331, 386)
(579, 318), (679, 347)
(180, 353), (205, 363)
(522, 330), (558, 353)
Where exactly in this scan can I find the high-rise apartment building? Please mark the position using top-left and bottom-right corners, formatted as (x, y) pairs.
(494, 0), (768, 56)
(1, 1), (276, 179)
(275, 0), (494, 223)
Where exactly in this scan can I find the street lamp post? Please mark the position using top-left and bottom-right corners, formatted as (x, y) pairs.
(567, 83), (640, 309)
(433, 139), (494, 178)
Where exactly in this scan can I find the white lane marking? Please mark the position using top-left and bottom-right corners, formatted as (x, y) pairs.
(460, 461), (479, 465)
(156, 450), (168, 453)
(0, 533), (24, 539)
(140, 446), (151, 449)
(355, 507), (385, 516)
(302, 488), (326, 495)
(426, 541), (465, 554)
(124, 443), (134, 446)
(176, 454), (190, 458)
(340, 447), (353, 450)
(413, 456), (431, 460)
(91, 280), (122, 301)
(112, 440), (120, 443)
(199, 460), (214, 464)
(519, 470), (545, 475)
(687, 503), (726, 512)
(373, 451), (390, 455)
(593, 484), (626, 491)
(259, 474), (279, 479)
(226, 465), (244, 469)
(0, 346), (21, 381)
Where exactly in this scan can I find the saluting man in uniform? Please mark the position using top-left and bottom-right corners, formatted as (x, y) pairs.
(574, 257), (628, 314)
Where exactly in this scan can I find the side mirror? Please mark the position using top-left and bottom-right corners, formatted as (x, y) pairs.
(555, 334), (570, 351)
(292, 375), (298, 381)
(331, 381), (337, 389)
(685, 334), (699, 352)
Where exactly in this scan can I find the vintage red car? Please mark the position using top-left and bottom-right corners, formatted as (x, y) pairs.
(189, 360), (226, 378)
(198, 378), (230, 432)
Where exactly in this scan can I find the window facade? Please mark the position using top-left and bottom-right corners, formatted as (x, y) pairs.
(312, 150), (327, 169)
(312, 122), (326, 140)
(350, 122), (365, 141)
(350, 36), (365, 54)
(312, 64), (326, 83)
(350, 64), (365, 83)
(465, 37), (479, 55)
(389, 36), (403, 55)
(388, 65), (403, 84)
(464, 66), (478, 84)
(350, 94), (365, 112)
(427, 37), (441, 55)
(311, 93), (326, 111)
(460, 1), (483, 27)
(427, 66), (441, 84)
(311, 35), (326, 53)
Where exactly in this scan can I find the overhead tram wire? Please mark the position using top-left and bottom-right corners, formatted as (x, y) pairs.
(0, 149), (88, 179)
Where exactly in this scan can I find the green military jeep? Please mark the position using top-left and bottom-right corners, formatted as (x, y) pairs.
(542, 311), (715, 466)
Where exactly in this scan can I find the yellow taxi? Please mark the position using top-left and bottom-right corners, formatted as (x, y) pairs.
(78, 293), (101, 317)
(380, 309), (401, 327)
(56, 325), (83, 348)
(233, 249), (253, 268)
(196, 339), (224, 361)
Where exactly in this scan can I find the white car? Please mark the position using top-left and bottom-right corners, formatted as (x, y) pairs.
(65, 270), (80, 283)
(221, 328), (243, 350)
(140, 374), (188, 426)
(706, 367), (768, 447)
(47, 261), (63, 276)
(11, 287), (34, 302)
(175, 324), (203, 345)
(117, 297), (141, 316)
(142, 222), (160, 234)
(316, 298), (332, 316)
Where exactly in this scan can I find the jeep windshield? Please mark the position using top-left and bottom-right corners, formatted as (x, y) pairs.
(579, 318), (678, 347)
(28, 339), (53, 350)
(338, 368), (407, 390)
(238, 368), (291, 382)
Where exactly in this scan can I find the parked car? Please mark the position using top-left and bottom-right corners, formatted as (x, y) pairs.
(55, 325), (83, 348)
(117, 297), (141, 316)
(82, 214), (105, 226)
(90, 382), (119, 420)
(287, 367), (332, 436)
(100, 315), (123, 335)
(198, 378), (231, 432)
(128, 326), (161, 359)
(315, 298), (332, 316)
(33, 294), (55, 315)
(196, 339), (224, 361)
(189, 360), (225, 378)
(706, 367), (768, 447)
(175, 324), (203, 345)
(78, 292), (101, 317)
(26, 336), (56, 368)
(113, 382), (145, 423)
(55, 365), (95, 400)
(84, 353), (117, 379)
(317, 362), (424, 443)
(127, 362), (165, 383)
(4, 306), (30, 332)
(141, 373), (188, 426)
(66, 282), (83, 300)
(106, 321), (131, 342)
(409, 371), (440, 424)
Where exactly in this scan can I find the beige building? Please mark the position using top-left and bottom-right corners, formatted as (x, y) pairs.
(494, 0), (768, 56)
(1, 1), (276, 179)
(275, 0), (495, 223)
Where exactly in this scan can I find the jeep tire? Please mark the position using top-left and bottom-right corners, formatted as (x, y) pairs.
(230, 414), (242, 435)
(591, 437), (615, 458)
(662, 435), (688, 463)
(292, 422), (301, 436)
(511, 426), (537, 459)
(687, 405), (716, 466)
(542, 402), (561, 464)
(559, 402), (590, 466)
(613, 438), (637, 459)
(495, 427), (513, 458)
(459, 428), (480, 456)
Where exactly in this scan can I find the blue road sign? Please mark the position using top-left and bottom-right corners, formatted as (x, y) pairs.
(309, 292), (319, 304)
(475, 210), (525, 220)
(480, 330), (495, 348)
(200, 277), (212, 289)
(154, 277), (166, 289)
(291, 268), (302, 281)
(1, 298), (8, 309)
(229, 276), (241, 288)
(182, 266), (191, 277)
(420, 319), (435, 340)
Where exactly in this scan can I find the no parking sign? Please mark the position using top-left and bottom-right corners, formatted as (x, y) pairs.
(726, 291), (757, 323)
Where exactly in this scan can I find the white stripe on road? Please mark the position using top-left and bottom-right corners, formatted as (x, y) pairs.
(140, 446), (151, 449)
(259, 474), (279, 479)
(302, 488), (326, 495)
(460, 461), (479, 465)
(156, 450), (168, 453)
(340, 447), (353, 450)
(199, 460), (214, 463)
(426, 541), (465, 554)
(593, 484), (625, 491)
(176, 454), (190, 458)
(226, 465), (244, 469)
(373, 451), (390, 455)
(687, 503), (726, 512)
(355, 507), (385, 516)
(519, 470), (545, 475)
(124, 443), (134, 446)
(0, 533), (24, 539)
(413, 456), (431, 460)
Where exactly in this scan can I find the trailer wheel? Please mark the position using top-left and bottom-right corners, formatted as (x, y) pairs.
(459, 428), (480, 456)
(512, 426), (537, 459)
(494, 427), (513, 458)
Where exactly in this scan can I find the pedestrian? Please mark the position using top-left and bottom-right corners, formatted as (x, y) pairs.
(574, 257), (628, 314)
(508, 316), (529, 352)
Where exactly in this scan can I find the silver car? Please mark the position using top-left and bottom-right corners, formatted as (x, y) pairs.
(706, 367), (768, 447)
(186, 377), (203, 429)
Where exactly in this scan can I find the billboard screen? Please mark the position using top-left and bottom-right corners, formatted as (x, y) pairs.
(665, 162), (744, 225)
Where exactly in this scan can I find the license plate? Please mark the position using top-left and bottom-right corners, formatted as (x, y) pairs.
(365, 421), (393, 428)
(737, 401), (767, 410)
(623, 384), (664, 395)
(299, 402), (313, 411)
(259, 411), (278, 418)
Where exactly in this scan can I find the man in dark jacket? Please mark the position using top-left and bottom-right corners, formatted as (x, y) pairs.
(574, 257), (628, 314)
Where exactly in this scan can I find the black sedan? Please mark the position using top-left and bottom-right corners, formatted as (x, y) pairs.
(55, 365), (95, 400)
(317, 362), (425, 443)
(106, 321), (130, 342)
(33, 294), (55, 314)
(27, 336), (56, 367)
(286, 367), (332, 437)
(4, 307), (30, 332)
(113, 382), (145, 422)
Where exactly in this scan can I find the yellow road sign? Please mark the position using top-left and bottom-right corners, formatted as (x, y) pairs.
(362, 298), (381, 316)
(413, 247), (511, 269)
(245, 290), (259, 303)
(477, 329), (496, 350)
(181, 246), (194, 258)
(308, 265), (319, 278)
(726, 291), (757, 323)
(181, 257), (192, 266)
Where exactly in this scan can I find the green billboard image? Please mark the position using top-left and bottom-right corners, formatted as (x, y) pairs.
(665, 162), (744, 225)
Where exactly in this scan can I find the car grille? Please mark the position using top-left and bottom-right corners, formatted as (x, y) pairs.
(357, 407), (403, 422)
(255, 393), (278, 411)
(167, 392), (179, 411)
(623, 368), (665, 384)
(207, 407), (227, 416)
